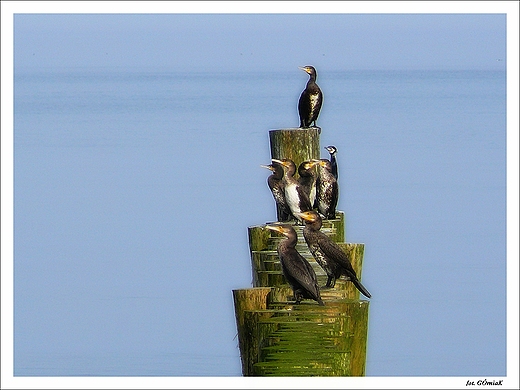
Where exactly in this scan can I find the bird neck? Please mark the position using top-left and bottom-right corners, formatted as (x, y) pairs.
(305, 219), (322, 231)
(280, 234), (297, 249)
(273, 169), (284, 180)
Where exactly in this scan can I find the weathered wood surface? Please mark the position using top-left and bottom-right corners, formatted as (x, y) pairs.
(232, 288), (272, 376)
(269, 128), (321, 174)
(232, 298), (370, 376)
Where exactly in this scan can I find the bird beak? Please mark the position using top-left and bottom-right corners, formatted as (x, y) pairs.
(325, 146), (336, 154)
(265, 225), (284, 234)
(297, 211), (313, 221)
(312, 159), (326, 167)
(298, 66), (309, 74)
(272, 158), (285, 166)
(260, 164), (274, 171)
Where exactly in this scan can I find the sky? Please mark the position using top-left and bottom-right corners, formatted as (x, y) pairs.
(13, 12), (507, 72)
(2, 1), (519, 389)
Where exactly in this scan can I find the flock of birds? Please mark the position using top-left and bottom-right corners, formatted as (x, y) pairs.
(261, 66), (371, 306)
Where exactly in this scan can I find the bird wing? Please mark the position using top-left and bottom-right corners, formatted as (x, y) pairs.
(295, 184), (312, 211)
(280, 249), (320, 299)
(316, 232), (357, 279)
(309, 91), (322, 119)
(298, 90), (308, 112)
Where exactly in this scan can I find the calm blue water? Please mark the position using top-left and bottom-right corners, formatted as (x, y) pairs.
(13, 68), (506, 376)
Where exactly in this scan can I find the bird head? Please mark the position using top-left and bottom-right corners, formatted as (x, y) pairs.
(325, 145), (337, 155)
(299, 65), (317, 76)
(265, 224), (293, 238)
(312, 159), (331, 171)
(299, 160), (319, 171)
(272, 158), (296, 175)
(297, 210), (322, 225)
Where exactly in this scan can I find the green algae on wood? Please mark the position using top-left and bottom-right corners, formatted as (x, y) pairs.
(269, 128), (321, 175)
(250, 301), (369, 376)
(232, 288), (272, 375)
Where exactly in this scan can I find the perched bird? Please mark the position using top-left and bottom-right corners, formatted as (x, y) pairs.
(297, 160), (319, 209)
(261, 161), (291, 222)
(299, 210), (371, 298)
(324, 145), (338, 180)
(298, 65), (323, 128)
(266, 224), (324, 306)
(272, 158), (312, 222)
(314, 159), (338, 220)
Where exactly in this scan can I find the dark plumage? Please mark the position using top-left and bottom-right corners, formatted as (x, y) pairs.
(261, 162), (291, 222)
(272, 158), (312, 222)
(314, 159), (338, 220)
(266, 224), (324, 306)
(297, 160), (319, 209)
(298, 66), (323, 128)
(299, 210), (371, 298)
(324, 145), (338, 180)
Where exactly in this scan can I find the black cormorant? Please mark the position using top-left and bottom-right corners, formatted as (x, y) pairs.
(297, 160), (319, 209)
(299, 210), (371, 298)
(298, 65), (323, 128)
(261, 162), (291, 222)
(314, 159), (338, 220)
(324, 145), (338, 180)
(266, 224), (324, 306)
(272, 158), (312, 222)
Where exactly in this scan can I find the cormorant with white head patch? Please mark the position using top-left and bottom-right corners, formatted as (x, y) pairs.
(298, 66), (323, 128)
(272, 158), (312, 222)
(324, 145), (338, 180)
(266, 224), (324, 306)
(299, 210), (371, 298)
(314, 159), (338, 220)
(261, 161), (292, 222)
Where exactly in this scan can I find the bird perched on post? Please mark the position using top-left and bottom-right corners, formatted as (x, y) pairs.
(266, 224), (324, 306)
(297, 160), (319, 209)
(324, 145), (338, 180)
(261, 161), (291, 222)
(298, 210), (371, 298)
(314, 159), (338, 220)
(298, 65), (323, 128)
(272, 158), (312, 222)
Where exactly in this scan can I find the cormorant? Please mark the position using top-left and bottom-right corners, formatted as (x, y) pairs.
(297, 160), (319, 209)
(314, 159), (339, 220)
(298, 66), (323, 128)
(261, 161), (291, 222)
(324, 145), (338, 180)
(299, 210), (371, 298)
(266, 224), (324, 306)
(272, 158), (312, 222)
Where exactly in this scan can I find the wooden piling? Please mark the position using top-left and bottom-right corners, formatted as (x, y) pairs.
(233, 127), (370, 376)
(269, 128), (320, 174)
(232, 288), (272, 376)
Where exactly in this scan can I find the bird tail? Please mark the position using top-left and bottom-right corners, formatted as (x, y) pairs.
(353, 280), (371, 299)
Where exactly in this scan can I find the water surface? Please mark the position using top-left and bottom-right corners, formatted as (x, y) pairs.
(14, 68), (506, 376)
